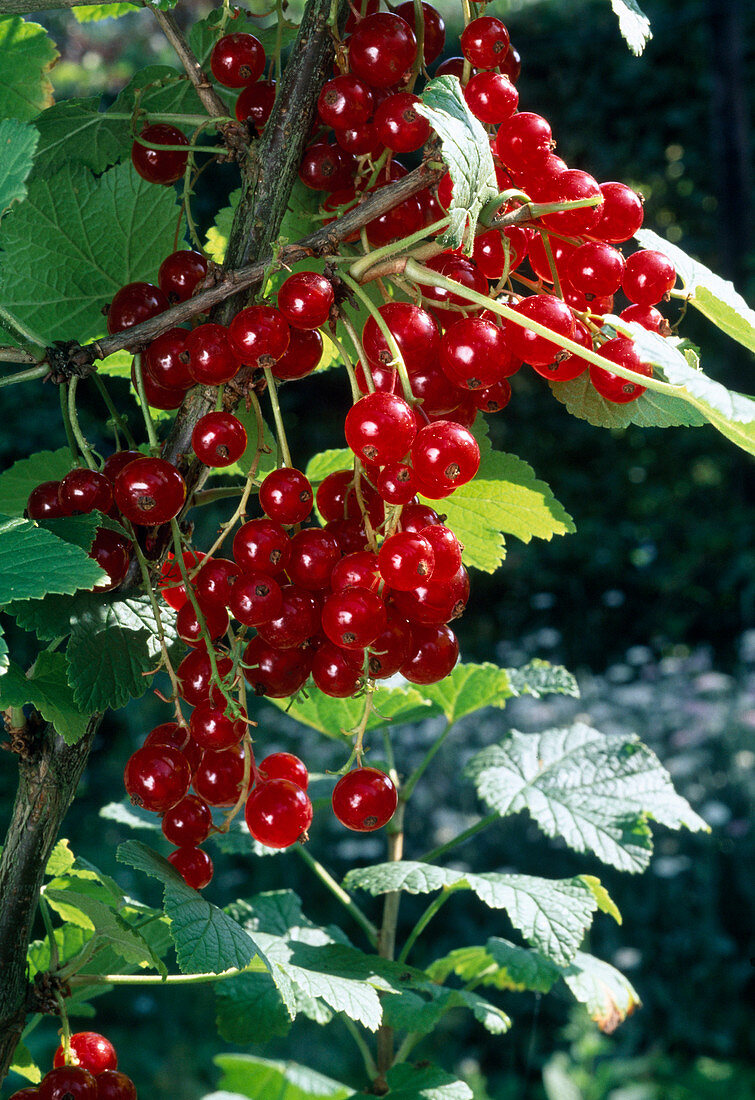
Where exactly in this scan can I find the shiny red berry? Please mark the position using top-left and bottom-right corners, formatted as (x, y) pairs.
(93, 1070), (136, 1100)
(158, 250), (208, 302)
(321, 587), (387, 650)
(401, 622), (459, 683)
(210, 32), (266, 88)
(113, 457), (186, 526)
(233, 517), (290, 575)
(411, 420), (480, 496)
(228, 305), (290, 367)
(348, 13), (417, 88)
(394, 1), (445, 63)
(53, 1032), (117, 1075)
(27, 480), (70, 520)
(245, 778), (313, 848)
(332, 767), (397, 831)
(193, 745), (247, 807)
(590, 336), (652, 403)
(107, 282), (168, 335)
(461, 15), (510, 68)
(259, 467), (313, 524)
(38, 1066), (97, 1100)
(184, 323), (240, 385)
(168, 845), (214, 889)
(260, 751), (309, 790)
(277, 271), (335, 330)
(345, 392), (416, 466)
(58, 469), (113, 516)
(162, 794), (213, 847)
(235, 79), (276, 133)
(243, 636), (312, 698)
(192, 411), (247, 468)
(622, 249), (676, 306)
(124, 744), (191, 813)
(131, 124), (189, 186)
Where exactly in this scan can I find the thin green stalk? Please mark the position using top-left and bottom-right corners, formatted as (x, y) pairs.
(401, 720), (451, 801)
(262, 366), (293, 468)
(418, 811), (499, 864)
(294, 846), (379, 947)
(336, 312), (374, 394)
(56, 935), (103, 982)
(93, 374), (137, 449)
(339, 272), (415, 403)
(348, 216), (449, 282)
(59, 384), (80, 465)
(393, 1030), (421, 1066)
(0, 363), (48, 387)
(536, 227), (563, 298)
(108, 112), (232, 126)
(69, 963), (264, 987)
(131, 353), (160, 451)
(132, 135), (221, 155)
(67, 378), (98, 470)
(0, 305), (46, 349)
(342, 1015), (379, 1080)
(398, 890), (452, 965)
(53, 989), (72, 1065)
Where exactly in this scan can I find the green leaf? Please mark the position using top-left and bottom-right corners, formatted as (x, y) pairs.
(216, 972), (294, 1045)
(0, 448), (74, 516)
(0, 622), (8, 676)
(5, 588), (99, 642)
(421, 423), (574, 572)
(416, 76), (498, 252)
(0, 652), (90, 743)
(45, 838), (76, 877)
(428, 938), (560, 995)
(0, 515), (105, 602)
(118, 840), (265, 975)
(580, 875), (622, 925)
(9, 1042), (41, 1085)
(73, 4), (140, 22)
(0, 118), (38, 222)
(66, 594), (182, 712)
(636, 228), (755, 354)
(351, 1064), (473, 1100)
(607, 0), (652, 55)
(0, 15), (57, 122)
(382, 985), (510, 1039)
(561, 950), (641, 1032)
(549, 367), (706, 430)
(220, 408), (277, 479)
(39, 512), (101, 554)
(304, 449), (353, 485)
(204, 188), (240, 265)
(214, 1054), (353, 1100)
(111, 63), (205, 118)
(412, 662), (514, 724)
(32, 98), (130, 175)
(43, 886), (163, 970)
(266, 683), (435, 739)
(344, 862), (598, 966)
(505, 659), (579, 699)
(464, 722), (709, 873)
(0, 161), (184, 345)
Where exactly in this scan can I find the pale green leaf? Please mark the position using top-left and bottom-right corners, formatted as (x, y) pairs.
(608, 0), (652, 55)
(562, 950), (641, 1032)
(43, 886), (162, 969)
(0, 15), (57, 122)
(32, 98), (130, 175)
(304, 448), (352, 484)
(416, 76), (498, 252)
(0, 118), (39, 221)
(214, 1054), (353, 1100)
(45, 838), (76, 877)
(266, 683), (434, 739)
(0, 515), (106, 602)
(549, 367), (706, 430)
(205, 189), (239, 265)
(580, 875), (622, 924)
(0, 447), (75, 517)
(505, 659), (579, 699)
(0, 652), (90, 743)
(464, 723), (709, 873)
(9, 1042), (41, 1085)
(412, 661), (514, 724)
(74, 4), (140, 22)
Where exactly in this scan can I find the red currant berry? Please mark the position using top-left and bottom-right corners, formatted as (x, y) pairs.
(376, 462), (417, 505)
(58, 469), (112, 516)
(423, 255), (490, 316)
(243, 636), (312, 697)
(505, 294), (575, 368)
(472, 227), (525, 279)
(399, 502), (441, 532)
(420, 523), (462, 582)
(502, 42), (522, 82)
(271, 326), (323, 380)
(394, 1), (445, 63)
(401, 622), (459, 683)
(256, 584), (321, 649)
(374, 93), (431, 153)
(367, 610), (413, 678)
(330, 550), (380, 593)
(334, 120), (384, 157)
(286, 528), (341, 590)
(228, 305), (290, 367)
(590, 336), (652, 403)
(162, 794), (213, 847)
(362, 302), (441, 373)
(94, 1071), (137, 1100)
(619, 303), (666, 333)
(245, 778), (313, 847)
(113, 457), (186, 526)
(158, 250), (208, 302)
(298, 142), (357, 192)
(312, 641), (364, 697)
(53, 1032), (117, 1075)
(440, 317), (517, 390)
(210, 32), (265, 88)
(233, 517), (290, 575)
(176, 649), (234, 708)
(192, 411), (247, 468)
(235, 79), (276, 133)
(107, 282), (168, 335)
(378, 531), (435, 590)
(321, 587), (387, 650)
(194, 557), (239, 608)
(27, 480), (70, 520)
(565, 241), (625, 299)
(38, 1066), (97, 1100)
(317, 73), (373, 129)
(348, 13), (417, 88)
(229, 571), (283, 627)
(411, 420), (480, 495)
(144, 328), (192, 391)
(259, 467), (313, 525)
(542, 169), (604, 236)
(260, 751), (309, 790)
(131, 124), (189, 186)
(124, 744), (191, 813)
(133, 357), (186, 410)
(332, 767), (397, 831)
(159, 550), (204, 611)
(389, 563), (469, 624)
(144, 722), (201, 774)
(168, 845), (214, 889)
(277, 272), (335, 330)
(8, 1089), (39, 1099)
(345, 392), (416, 465)
(184, 323), (240, 385)
(530, 317), (592, 382)
(464, 71), (518, 125)
(592, 181), (644, 243)
(526, 234), (575, 285)
(89, 528), (131, 592)
(193, 745), (247, 807)
(622, 249), (676, 306)
(175, 598), (229, 647)
(461, 15), (510, 68)
(495, 112), (552, 173)
(366, 192), (424, 248)
(473, 377), (512, 413)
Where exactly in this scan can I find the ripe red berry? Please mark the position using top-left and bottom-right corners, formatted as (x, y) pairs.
(312, 641), (364, 697)
(89, 528), (131, 592)
(348, 12), (417, 88)
(590, 336), (652, 403)
(159, 550), (204, 611)
(193, 745), (247, 806)
(495, 112), (552, 173)
(53, 1032), (117, 1075)
(542, 169), (604, 236)
(27, 480), (70, 520)
(233, 517), (290, 575)
(107, 282), (168, 336)
(176, 649), (234, 707)
(376, 462), (417, 506)
(317, 73), (374, 129)
(192, 411), (247, 468)
(321, 587), (387, 650)
(235, 79), (276, 133)
(464, 71), (518, 125)
(229, 571), (283, 627)
(168, 845), (214, 890)
(374, 93), (431, 154)
(401, 622), (459, 683)
(420, 524), (462, 582)
(622, 249), (676, 306)
(210, 32), (265, 87)
(113, 457), (186, 526)
(58, 469), (112, 516)
(259, 467), (313, 525)
(277, 272), (335, 330)
(565, 241), (626, 299)
(8, 1089), (40, 1099)
(461, 15), (510, 68)
(245, 778), (313, 847)
(228, 304), (290, 367)
(619, 303), (666, 333)
(144, 722), (201, 774)
(38, 1066), (97, 1100)
(505, 294), (576, 368)
(332, 767), (397, 831)
(345, 392), (416, 466)
(440, 317), (517, 390)
(176, 598), (229, 647)
(411, 420), (480, 496)
(298, 142), (357, 192)
(184, 323), (240, 385)
(124, 744), (191, 813)
(131, 123), (189, 186)
(255, 584), (320, 649)
(592, 181), (644, 243)
(367, 610), (413, 679)
(143, 328), (192, 391)
(286, 528), (341, 590)
(473, 377), (512, 413)
(243, 636), (312, 698)
(530, 317), (592, 382)
(260, 751), (309, 790)
(271, 327), (323, 380)
(389, 564), (470, 625)
(378, 531), (435, 590)
(92, 1071), (137, 1100)
(162, 794), (213, 847)
(362, 302), (441, 372)
(158, 250), (208, 302)
(394, 1), (445, 63)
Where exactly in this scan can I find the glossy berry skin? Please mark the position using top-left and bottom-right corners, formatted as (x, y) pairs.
(158, 250), (208, 302)
(176, 650), (234, 708)
(114, 457), (186, 526)
(107, 282), (168, 335)
(316, 470), (382, 526)
(330, 550), (380, 593)
(374, 93), (431, 154)
(332, 767), (397, 831)
(390, 565), (469, 625)
(229, 571), (283, 627)
(228, 305), (290, 367)
(495, 112), (552, 173)
(312, 642), (364, 697)
(440, 317), (516, 390)
(620, 303), (666, 333)
(59, 469), (113, 516)
(190, 702), (245, 752)
(184, 323), (240, 385)
(464, 71), (518, 125)
(27, 480), (70, 520)
(379, 532), (435, 591)
(124, 744), (191, 813)
(272, 327), (323, 380)
(260, 751), (309, 790)
(566, 241), (625, 299)
(590, 336), (652, 403)
(530, 317), (592, 382)
(422, 254), (489, 315)
(256, 584), (320, 649)
(38, 1066), (97, 1099)
(421, 524), (462, 583)
(194, 745), (247, 807)
(299, 142), (357, 192)
(259, 467), (313, 524)
(168, 845), (213, 889)
(622, 249), (676, 305)
(53, 1032), (117, 1074)
(348, 12), (417, 88)
(401, 622), (459, 683)
(317, 73), (373, 129)
(192, 411), (247, 468)
(461, 15), (510, 68)
(395, 1), (445, 63)
(593, 181), (644, 243)
(144, 328), (192, 391)
(233, 518), (290, 575)
(411, 421), (480, 496)
(243, 636), (312, 698)
(89, 528), (131, 592)
(345, 392), (416, 465)
(321, 587), (387, 650)
(277, 272), (334, 330)
(286, 528), (341, 590)
(92, 1071), (137, 1100)
(362, 302), (440, 372)
(473, 377), (512, 413)
(133, 359), (186, 410)
(542, 169), (604, 236)
(9, 1090), (39, 1099)
(235, 79), (276, 133)
(210, 32), (265, 87)
(367, 610), (413, 679)
(131, 124), (188, 185)
(175, 598), (229, 647)
(399, 502), (440, 533)
(194, 557), (239, 608)
(144, 722), (201, 773)
(245, 778), (313, 848)
(506, 295), (575, 368)
(376, 462), (417, 506)
(159, 550), (204, 611)
(162, 794), (213, 847)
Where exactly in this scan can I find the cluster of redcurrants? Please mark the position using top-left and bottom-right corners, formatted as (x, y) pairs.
(9, 1031), (135, 1099)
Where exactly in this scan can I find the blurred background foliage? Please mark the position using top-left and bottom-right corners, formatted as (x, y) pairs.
(1, 0), (753, 1097)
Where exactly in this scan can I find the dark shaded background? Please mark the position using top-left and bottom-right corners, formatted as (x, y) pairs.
(1, 0), (753, 1096)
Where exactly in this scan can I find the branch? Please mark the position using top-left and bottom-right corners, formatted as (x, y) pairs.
(0, 0), (127, 10)
(151, 8), (232, 122)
